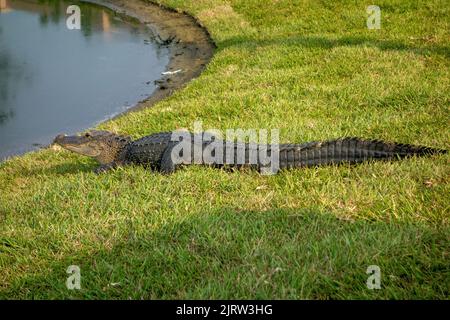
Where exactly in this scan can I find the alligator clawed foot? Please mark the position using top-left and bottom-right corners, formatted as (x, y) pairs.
(94, 163), (116, 174)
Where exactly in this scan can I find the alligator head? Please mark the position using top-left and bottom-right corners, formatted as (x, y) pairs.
(54, 130), (131, 164)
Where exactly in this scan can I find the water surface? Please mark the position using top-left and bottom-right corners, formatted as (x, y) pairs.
(0, 0), (169, 160)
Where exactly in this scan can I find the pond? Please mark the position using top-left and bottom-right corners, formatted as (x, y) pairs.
(0, 0), (170, 161)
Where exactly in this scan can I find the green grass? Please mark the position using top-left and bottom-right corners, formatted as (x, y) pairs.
(0, 0), (449, 299)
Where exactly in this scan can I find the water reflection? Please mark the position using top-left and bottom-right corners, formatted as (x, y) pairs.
(2, 0), (117, 35)
(0, 33), (31, 126)
(0, 0), (170, 160)
(0, 0), (11, 13)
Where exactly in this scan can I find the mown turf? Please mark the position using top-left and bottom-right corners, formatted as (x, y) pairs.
(0, 0), (449, 299)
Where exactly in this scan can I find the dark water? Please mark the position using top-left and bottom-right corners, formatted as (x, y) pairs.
(0, 0), (169, 160)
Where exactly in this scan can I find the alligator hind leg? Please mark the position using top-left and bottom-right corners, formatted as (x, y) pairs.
(160, 145), (183, 174)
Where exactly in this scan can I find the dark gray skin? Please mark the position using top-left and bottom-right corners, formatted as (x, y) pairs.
(53, 130), (446, 174)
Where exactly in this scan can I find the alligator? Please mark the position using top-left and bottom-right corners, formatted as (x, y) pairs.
(53, 130), (446, 174)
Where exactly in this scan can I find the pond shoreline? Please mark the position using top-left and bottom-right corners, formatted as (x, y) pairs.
(83, 0), (216, 119)
(0, 0), (215, 162)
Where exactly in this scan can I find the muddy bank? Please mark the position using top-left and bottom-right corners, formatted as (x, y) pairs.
(84, 0), (215, 117)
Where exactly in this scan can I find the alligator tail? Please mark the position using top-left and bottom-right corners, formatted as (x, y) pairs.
(277, 138), (447, 169)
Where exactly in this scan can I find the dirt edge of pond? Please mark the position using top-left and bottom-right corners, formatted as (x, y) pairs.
(84, 0), (216, 119)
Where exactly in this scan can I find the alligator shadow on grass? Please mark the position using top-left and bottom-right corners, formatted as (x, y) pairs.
(218, 35), (450, 58)
(22, 157), (99, 177)
(44, 162), (98, 175)
(1, 208), (448, 299)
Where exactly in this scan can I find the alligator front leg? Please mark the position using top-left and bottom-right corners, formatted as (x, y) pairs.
(160, 145), (181, 174)
(94, 162), (118, 174)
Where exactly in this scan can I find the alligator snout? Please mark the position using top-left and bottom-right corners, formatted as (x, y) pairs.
(54, 134), (67, 144)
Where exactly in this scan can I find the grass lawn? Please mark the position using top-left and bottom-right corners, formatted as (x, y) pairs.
(0, 0), (449, 299)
